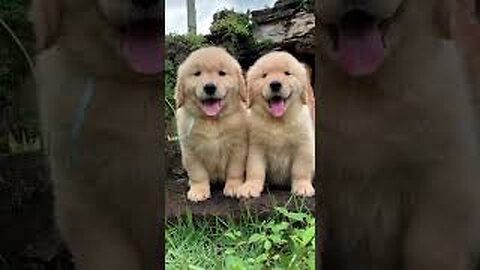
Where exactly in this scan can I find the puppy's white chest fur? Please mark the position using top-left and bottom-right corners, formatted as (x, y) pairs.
(177, 109), (245, 181)
(250, 106), (314, 185)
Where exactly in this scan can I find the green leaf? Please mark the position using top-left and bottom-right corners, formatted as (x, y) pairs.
(255, 253), (269, 264)
(275, 207), (308, 222)
(269, 234), (283, 244)
(225, 231), (238, 240)
(248, 233), (264, 243)
(302, 226), (315, 244)
(264, 239), (272, 251)
(224, 255), (247, 270)
(188, 265), (206, 270)
(225, 248), (236, 255)
(271, 222), (289, 234)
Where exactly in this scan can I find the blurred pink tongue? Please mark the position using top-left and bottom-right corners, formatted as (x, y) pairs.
(337, 25), (384, 77)
(269, 99), (286, 117)
(201, 99), (222, 116)
(121, 22), (162, 75)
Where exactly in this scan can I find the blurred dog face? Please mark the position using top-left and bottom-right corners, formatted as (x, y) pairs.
(317, 0), (453, 77)
(31, 0), (162, 75)
(247, 51), (309, 118)
(96, 0), (161, 26)
(175, 47), (247, 118)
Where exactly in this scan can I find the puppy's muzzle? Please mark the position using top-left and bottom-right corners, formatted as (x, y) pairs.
(204, 83), (217, 96)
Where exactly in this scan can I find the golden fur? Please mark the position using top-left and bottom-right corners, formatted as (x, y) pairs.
(174, 47), (248, 202)
(317, 0), (480, 269)
(236, 51), (315, 198)
(31, 0), (161, 269)
(304, 64), (316, 122)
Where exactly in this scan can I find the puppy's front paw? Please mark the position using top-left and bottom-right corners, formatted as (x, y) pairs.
(187, 184), (211, 202)
(292, 181), (315, 197)
(236, 181), (264, 199)
(223, 179), (243, 197)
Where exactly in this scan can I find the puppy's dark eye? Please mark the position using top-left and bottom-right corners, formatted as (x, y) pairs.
(285, 71), (291, 76)
(219, 71), (226, 76)
(194, 71), (201, 76)
(262, 73), (267, 78)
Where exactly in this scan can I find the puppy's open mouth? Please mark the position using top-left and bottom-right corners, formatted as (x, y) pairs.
(200, 98), (223, 117)
(119, 19), (161, 75)
(268, 96), (288, 118)
(324, 2), (405, 77)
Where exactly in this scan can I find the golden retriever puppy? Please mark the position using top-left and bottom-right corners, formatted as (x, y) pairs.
(31, 0), (161, 269)
(317, 0), (480, 269)
(175, 47), (248, 202)
(237, 51), (315, 198)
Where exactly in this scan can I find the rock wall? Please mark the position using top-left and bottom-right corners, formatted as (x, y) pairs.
(251, 0), (314, 57)
(251, 0), (315, 89)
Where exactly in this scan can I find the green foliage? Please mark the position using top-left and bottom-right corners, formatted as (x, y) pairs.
(301, 0), (314, 11)
(207, 9), (275, 69)
(221, 206), (315, 269)
(210, 10), (252, 41)
(0, 0), (38, 154)
(165, 199), (315, 270)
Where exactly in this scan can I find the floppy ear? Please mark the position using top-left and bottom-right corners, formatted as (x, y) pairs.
(433, 0), (455, 39)
(301, 63), (313, 105)
(237, 70), (248, 105)
(301, 85), (311, 105)
(174, 78), (185, 109)
(30, 0), (61, 51)
(476, 0), (479, 21)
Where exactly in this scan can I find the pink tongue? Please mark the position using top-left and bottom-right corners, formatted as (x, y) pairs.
(269, 99), (286, 117)
(121, 23), (162, 75)
(201, 100), (222, 116)
(338, 26), (384, 77)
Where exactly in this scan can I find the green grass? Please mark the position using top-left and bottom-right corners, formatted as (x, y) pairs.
(166, 199), (315, 270)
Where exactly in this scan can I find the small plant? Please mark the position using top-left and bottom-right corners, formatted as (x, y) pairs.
(220, 205), (315, 269)
(8, 131), (41, 154)
(0, 0), (37, 154)
(166, 198), (315, 270)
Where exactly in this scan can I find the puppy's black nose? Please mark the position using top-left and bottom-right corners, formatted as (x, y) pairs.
(204, 83), (217, 96)
(270, 81), (282, 93)
(132, 0), (157, 9)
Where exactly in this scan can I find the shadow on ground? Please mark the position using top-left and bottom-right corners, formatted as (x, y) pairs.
(0, 145), (316, 269)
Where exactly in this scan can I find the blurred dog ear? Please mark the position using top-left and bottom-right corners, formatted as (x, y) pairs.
(30, 0), (61, 51)
(238, 70), (248, 105)
(245, 69), (257, 109)
(301, 85), (311, 105)
(433, 0), (455, 39)
(476, 0), (479, 21)
(174, 76), (185, 109)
